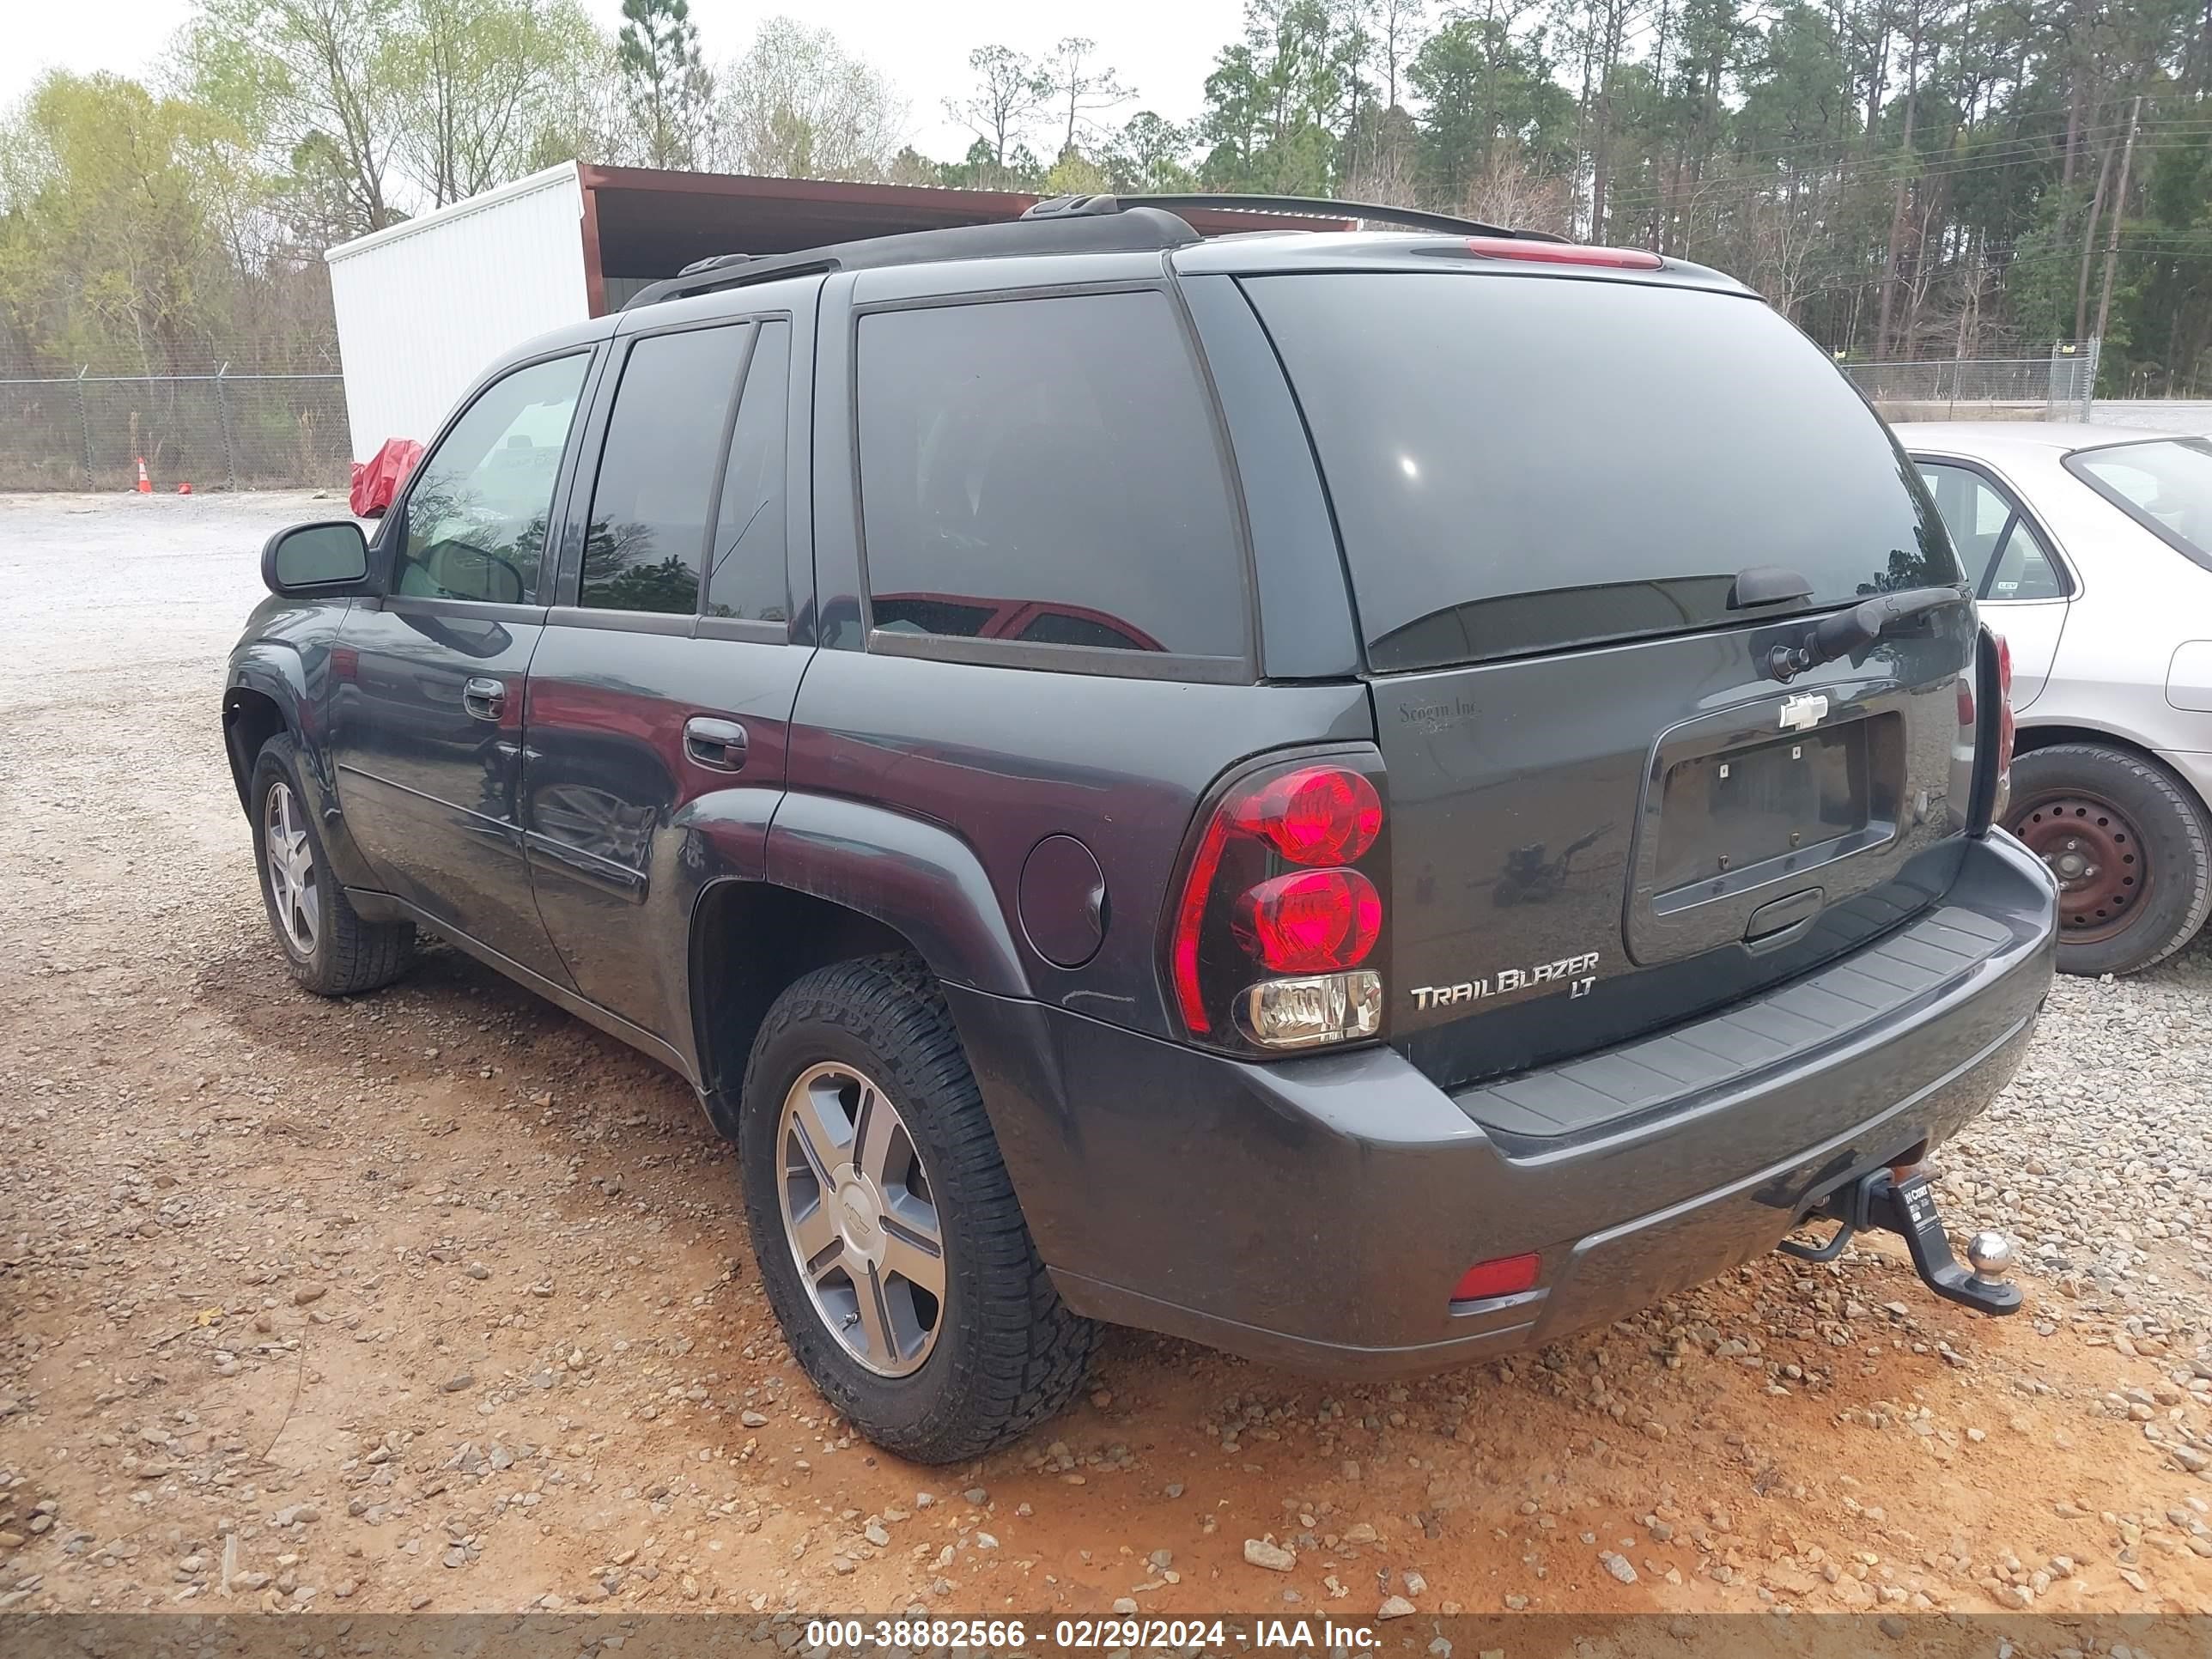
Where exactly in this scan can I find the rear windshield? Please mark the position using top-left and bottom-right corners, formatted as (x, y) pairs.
(1244, 272), (1958, 672)
(2066, 437), (2212, 572)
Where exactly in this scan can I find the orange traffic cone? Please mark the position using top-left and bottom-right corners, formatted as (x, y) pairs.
(135, 457), (152, 494)
(176, 481), (193, 495)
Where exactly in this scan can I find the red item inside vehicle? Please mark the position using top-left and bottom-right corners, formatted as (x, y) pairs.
(349, 438), (422, 518)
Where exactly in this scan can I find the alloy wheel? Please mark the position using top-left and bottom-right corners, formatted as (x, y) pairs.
(775, 1061), (946, 1376)
(263, 780), (319, 957)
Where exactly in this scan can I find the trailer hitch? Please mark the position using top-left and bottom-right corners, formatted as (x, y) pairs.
(1778, 1167), (2021, 1316)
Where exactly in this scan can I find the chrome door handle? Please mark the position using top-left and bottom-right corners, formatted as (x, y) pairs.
(684, 715), (748, 771)
(462, 677), (507, 721)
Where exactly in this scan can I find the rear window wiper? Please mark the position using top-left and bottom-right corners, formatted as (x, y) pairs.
(1764, 586), (1961, 683)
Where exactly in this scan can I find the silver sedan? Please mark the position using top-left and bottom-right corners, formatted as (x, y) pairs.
(1898, 422), (2212, 975)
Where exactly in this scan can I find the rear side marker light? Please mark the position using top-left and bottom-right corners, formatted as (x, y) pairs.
(1232, 867), (1381, 972)
(1463, 236), (1663, 270)
(1452, 1253), (1540, 1303)
(1237, 970), (1382, 1049)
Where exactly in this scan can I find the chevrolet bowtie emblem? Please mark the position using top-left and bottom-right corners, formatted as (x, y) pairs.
(1778, 692), (1830, 732)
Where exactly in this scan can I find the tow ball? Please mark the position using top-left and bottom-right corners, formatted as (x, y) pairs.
(1778, 1166), (2021, 1316)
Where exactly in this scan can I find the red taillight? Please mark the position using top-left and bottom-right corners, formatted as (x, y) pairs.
(1233, 868), (1381, 973)
(1170, 759), (1387, 1042)
(1452, 1253), (1540, 1302)
(1170, 813), (1233, 1032)
(1464, 235), (1663, 270)
(1231, 766), (1382, 866)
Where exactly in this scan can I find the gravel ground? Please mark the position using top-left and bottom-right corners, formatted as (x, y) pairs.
(3, 491), (2212, 1625)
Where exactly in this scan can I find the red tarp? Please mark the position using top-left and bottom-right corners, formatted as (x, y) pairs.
(349, 438), (422, 518)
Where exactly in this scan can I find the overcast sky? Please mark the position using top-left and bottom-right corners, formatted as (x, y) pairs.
(4, 0), (1248, 161)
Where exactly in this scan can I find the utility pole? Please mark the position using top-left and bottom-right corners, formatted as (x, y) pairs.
(2092, 94), (2143, 354)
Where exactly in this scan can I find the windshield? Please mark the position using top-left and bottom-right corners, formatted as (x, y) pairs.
(1242, 271), (1959, 672)
(2067, 438), (2212, 572)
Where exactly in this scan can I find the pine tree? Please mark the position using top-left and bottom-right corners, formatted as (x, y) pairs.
(615, 0), (712, 168)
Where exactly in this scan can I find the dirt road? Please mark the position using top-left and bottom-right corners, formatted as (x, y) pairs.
(3, 492), (2211, 1623)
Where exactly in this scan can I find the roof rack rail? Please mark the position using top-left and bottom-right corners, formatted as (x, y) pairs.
(625, 188), (1571, 313)
(1024, 191), (1569, 243)
(622, 206), (1201, 310)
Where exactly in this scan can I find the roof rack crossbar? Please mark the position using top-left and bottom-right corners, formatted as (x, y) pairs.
(677, 251), (757, 276)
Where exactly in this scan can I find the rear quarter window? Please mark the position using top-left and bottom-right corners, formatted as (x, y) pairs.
(2066, 438), (2212, 572)
(1243, 271), (1959, 671)
(854, 289), (1249, 666)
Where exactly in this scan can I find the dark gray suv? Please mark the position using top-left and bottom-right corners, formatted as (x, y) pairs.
(222, 195), (2059, 1462)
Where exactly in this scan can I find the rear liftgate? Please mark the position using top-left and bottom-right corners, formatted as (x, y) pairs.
(1779, 1165), (2021, 1316)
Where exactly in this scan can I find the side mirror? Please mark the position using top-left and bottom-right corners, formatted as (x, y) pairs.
(262, 521), (370, 596)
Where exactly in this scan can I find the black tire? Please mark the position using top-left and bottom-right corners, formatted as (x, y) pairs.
(249, 734), (416, 996)
(738, 953), (1096, 1462)
(2007, 743), (2212, 976)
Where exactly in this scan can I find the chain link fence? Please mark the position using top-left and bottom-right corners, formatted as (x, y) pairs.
(1842, 342), (2100, 422)
(0, 368), (352, 492)
(0, 343), (2122, 492)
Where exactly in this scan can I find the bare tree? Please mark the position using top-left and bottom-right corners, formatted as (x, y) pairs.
(1341, 102), (1419, 204)
(1571, 0), (1650, 238)
(1875, 0), (1936, 357)
(391, 0), (600, 205)
(944, 45), (1049, 167)
(709, 17), (909, 181)
(1741, 191), (1819, 321)
(1375, 0), (1425, 110)
(1042, 36), (1133, 157)
(1461, 149), (1574, 237)
(182, 0), (410, 236)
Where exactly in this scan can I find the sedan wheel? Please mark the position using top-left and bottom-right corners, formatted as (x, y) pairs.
(2005, 743), (2212, 975)
(2012, 793), (2142, 943)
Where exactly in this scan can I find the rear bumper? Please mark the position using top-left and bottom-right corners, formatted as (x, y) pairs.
(952, 831), (2057, 1376)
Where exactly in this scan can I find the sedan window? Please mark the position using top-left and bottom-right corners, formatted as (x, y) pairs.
(2067, 438), (2212, 573)
(1914, 460), (2067, 601)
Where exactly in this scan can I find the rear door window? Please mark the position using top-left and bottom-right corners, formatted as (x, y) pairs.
(703, 321), (791, 623)
(581, 324), (752, 615)
(854, 290), (1249, 665)
(1916, 461), (2066, 600)
(1243, 272), (1960, 671)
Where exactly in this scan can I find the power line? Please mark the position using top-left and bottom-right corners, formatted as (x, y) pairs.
(1619, 109), (2201, 181)
(1596, 142), (2209, 227)
(1599, 126), (2212, 216)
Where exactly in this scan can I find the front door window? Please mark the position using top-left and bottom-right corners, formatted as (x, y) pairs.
(398, 354), (590, 604)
